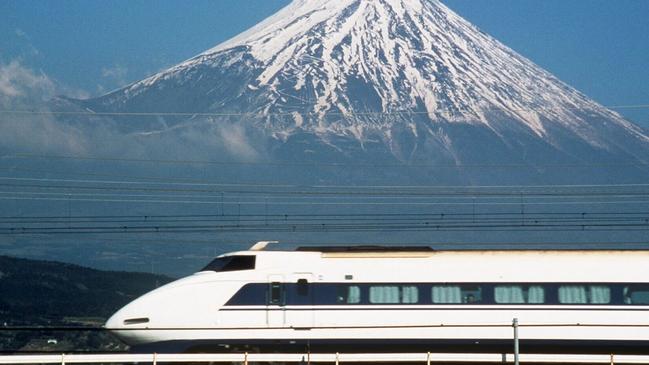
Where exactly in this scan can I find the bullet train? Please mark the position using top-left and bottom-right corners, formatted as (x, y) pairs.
(106, 243), (649, 354)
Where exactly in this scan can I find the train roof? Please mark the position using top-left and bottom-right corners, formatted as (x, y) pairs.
(295, 246), (436, 253)
(226, 242), (649, 257)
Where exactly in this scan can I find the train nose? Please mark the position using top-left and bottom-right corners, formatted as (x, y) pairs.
(105, 312), (121, 329)
(105, 303), (152, 346)
(103, 278), (197, 346)
(105, 311), (151, 329)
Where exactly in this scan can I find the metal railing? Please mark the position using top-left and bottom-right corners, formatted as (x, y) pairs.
(2, 352), (649, 364)
(4, 319), (649, 364)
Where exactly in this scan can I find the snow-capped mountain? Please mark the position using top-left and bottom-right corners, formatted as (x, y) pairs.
(74, 0), (648, 183)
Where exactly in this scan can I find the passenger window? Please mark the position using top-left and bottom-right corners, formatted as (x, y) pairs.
(370, 286), (399, 304)
(336, 285), (361, 304)
(558, 285), (587, 304)
(369, 286), (419, 304)
(495, 285), (545, 304)
(558, 285), (610, 304)
(401, 286), (419, 304)
(225, 283), (266, 306)
(431, 285), (482, 304)
(588, 285), (611, 304)
(269, 282), (283, 305)
(624, 285), (649, 304)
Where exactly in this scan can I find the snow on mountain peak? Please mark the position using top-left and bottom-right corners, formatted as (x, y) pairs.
(175, 0), (638, 140)
(208, 0), (430, 60)
(94, 0), (649, 164)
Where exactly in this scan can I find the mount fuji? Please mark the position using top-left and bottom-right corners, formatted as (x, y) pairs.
(61, 0), (649, 184)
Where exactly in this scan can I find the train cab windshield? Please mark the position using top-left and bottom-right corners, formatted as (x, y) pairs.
(201, 255), (256, 272)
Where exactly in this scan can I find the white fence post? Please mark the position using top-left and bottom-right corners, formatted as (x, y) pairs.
(513, 318), (520, 365)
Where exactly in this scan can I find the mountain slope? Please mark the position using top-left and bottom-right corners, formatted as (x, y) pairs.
(0, 255), (171, 325)
(73, 0), (649, 183)
(0, 255), (172, 351)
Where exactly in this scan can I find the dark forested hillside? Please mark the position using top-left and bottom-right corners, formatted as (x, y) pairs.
(0, 255), (172, 352)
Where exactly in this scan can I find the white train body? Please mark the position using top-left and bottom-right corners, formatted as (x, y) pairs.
(106, 246), (649, 353)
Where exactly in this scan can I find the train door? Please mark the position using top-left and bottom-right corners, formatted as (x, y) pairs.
(266, 274), (285, 327)
(286, 273), (315, 328)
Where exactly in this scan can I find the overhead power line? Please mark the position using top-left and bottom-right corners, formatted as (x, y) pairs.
(1, 103), (649, 118)
(2, 220), (648, 235)
(4, 195), (647, 206)
(1, 211), (645, 222)
(5, 236), (647, 247)
(6, 153), (649, 169)
(10, 237), (648, 247)
(2, 189), (649, 205)
(7, 321), (649, 333)
(1, 214), (645, 227)
(2, 176), (649, 193)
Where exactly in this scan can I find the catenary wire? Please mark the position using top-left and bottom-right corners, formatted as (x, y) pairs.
(2, 196), (648, 206)
(2, 177), (649, 197)
(7, 236), (649, 247)
(6, 322), (649, 333)
(2, 220), (648, 235)
(15, 215), (649, 225)
(3, 190), (649, 203)
(5, 153), (649, 169)
(1, 211), (646, 223)
(2, 103), (649, 117)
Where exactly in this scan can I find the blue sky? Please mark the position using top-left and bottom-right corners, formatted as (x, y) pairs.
(2, 0), (648, 126)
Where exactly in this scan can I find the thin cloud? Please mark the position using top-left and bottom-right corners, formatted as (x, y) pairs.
(14, 28), (27, 38)
(0, 60), (88, 154)
(0, 60), (55, 106)
(0, 60), (264, 162)
(100, 64), (129, 89)
(12, 28), (40, 57)
(216, 123), (261, 160)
